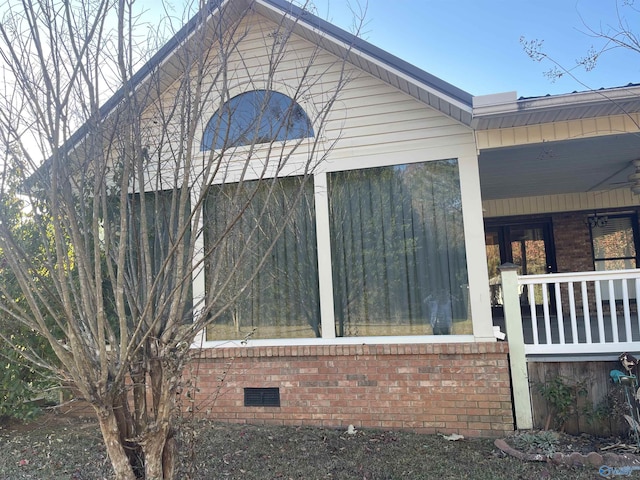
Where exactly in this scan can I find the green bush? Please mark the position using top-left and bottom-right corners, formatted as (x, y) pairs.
(0, 333), (57, 422)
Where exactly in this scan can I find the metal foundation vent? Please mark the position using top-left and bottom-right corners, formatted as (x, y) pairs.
(244, 387), (280, 407)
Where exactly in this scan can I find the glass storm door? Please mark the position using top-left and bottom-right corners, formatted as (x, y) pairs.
(485, 222), (556, 316)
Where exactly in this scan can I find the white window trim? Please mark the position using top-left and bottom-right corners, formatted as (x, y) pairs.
(190, 148), (495, 348)
(196, 334), (476, 349)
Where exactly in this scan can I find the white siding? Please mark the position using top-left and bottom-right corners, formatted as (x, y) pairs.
(139, 11), (475, 188)
(483, 189), (640, 218)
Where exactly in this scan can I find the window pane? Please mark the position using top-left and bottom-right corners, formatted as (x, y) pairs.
(595, 259), (636, 271)
(591, 215), (637, 301)
(126, 190), (192, 324)
(328, 160), (470, 336)
(485, 230), (502, 306)
(509, 227), (547, 275)
(204, 177), (320, 340)
(592, 216), (636, 263)
(201, 90), (314, 150)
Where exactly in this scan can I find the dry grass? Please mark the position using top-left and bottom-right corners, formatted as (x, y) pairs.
(0, 411), (601, 479)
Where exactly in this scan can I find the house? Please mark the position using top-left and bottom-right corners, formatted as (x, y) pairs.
(34, 0), (640, 437)
(182, 0), (510, 438)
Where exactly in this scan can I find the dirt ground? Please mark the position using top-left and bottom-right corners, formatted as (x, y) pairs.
(0, 410), (613, 479)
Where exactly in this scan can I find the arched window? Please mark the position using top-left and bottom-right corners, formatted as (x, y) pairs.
(201, 90), (314, 151)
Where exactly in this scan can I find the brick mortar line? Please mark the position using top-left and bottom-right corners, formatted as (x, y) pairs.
(193, 342), (509, 359)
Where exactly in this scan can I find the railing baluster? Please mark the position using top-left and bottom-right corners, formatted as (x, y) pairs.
(528, 283), (538, 345)
(555, 282), (565, 344)
(581, 281), (592, 344)
(595, 281), (605, 344)
(609, 280), (619, 343)
(542, 285), (552, 344)
(568, 281), (578, 344)
(622, 278), (632, 343)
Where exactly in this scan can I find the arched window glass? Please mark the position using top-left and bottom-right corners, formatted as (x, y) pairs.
(201, 90), (314, 150)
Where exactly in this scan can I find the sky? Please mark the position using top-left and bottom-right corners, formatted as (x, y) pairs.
(305, 0), (640, 98)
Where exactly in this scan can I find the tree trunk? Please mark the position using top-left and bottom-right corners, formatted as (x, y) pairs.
(96, 401), (176, 479)
(142, 357), (178, 479)
(141, 426), (176, 479)
(113, 390), (145, 476)
(96, 407), (138, 480)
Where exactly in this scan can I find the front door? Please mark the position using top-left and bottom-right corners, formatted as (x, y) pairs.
(485, 220), (556, 317)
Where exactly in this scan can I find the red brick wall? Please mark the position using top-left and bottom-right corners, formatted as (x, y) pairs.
(188, 342), (513, 438)
(550, 212), (596, 313)
(551, 212), (594, 273)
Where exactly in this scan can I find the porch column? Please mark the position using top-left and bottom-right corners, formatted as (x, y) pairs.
(499, 263), (533, 430)
(457, 153), (495, 341)
(190, 184), (207, 348)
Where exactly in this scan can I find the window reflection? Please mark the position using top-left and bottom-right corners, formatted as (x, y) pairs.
(201, 90), (314, 150)
(328, 160), (470, 336)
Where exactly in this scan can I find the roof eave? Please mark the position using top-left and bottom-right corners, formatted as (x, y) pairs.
(472, 85), (640, 130)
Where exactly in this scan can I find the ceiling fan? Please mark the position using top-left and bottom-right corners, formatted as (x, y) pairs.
(589, 159), (640, 194)
(629, 159), (640, 194)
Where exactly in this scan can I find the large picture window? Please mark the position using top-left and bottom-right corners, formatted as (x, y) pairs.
(204, 176), (320, 340)
(328, 160), (470, 336)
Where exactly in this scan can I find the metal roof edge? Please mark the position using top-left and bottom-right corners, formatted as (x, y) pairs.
(472, 84), (640, 128)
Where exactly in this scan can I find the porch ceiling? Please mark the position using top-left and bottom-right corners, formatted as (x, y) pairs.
(478, 132), (640, 200)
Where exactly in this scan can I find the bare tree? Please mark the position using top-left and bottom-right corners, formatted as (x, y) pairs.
(0, 0), (356, 478)
(520, 1), (640, 90)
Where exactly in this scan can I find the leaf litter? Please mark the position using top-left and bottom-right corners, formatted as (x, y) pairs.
(0, 412), (605, 479)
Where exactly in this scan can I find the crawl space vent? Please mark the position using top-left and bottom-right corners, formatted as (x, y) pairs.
(244, 387), (280, 407)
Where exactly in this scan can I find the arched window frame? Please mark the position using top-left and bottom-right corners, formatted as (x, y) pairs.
(201, 89), (314, 151)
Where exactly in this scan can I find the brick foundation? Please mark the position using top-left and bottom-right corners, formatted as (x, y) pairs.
(188, 342), (514, 438)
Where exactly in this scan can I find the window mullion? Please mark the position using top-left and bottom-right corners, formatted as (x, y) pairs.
(314, 172), (336, 339)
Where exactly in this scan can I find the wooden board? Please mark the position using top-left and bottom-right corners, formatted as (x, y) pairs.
(527, 361), (628, 436)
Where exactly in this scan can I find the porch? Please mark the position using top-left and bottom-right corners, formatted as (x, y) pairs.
(473, 85), (640, 434)
(500, 267), (640, 432)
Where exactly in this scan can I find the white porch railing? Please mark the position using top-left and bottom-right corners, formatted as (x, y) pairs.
(499, 266), (640, 430)
(503, 268), (640, 356)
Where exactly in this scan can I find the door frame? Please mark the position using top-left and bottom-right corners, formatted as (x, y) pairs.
(485, 217), (557, 317)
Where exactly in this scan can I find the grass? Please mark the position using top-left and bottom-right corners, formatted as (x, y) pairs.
(0, 412), (601, 479)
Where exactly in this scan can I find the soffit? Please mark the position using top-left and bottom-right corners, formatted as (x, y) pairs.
(478, 132), (640, 200)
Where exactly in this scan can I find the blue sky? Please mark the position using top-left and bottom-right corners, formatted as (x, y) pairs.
(310, 0), (640, 98)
